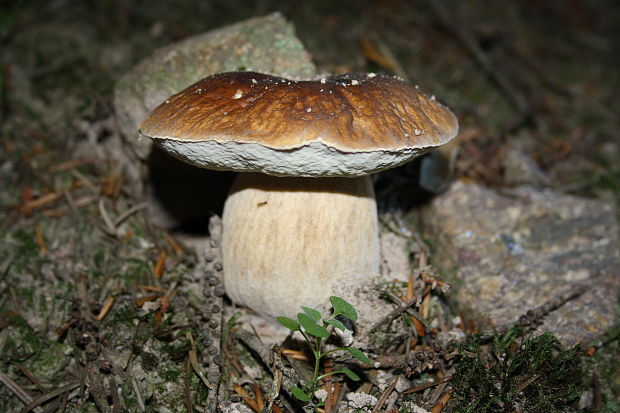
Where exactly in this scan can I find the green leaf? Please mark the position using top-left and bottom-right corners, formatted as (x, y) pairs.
(341, 367), (361, 381)
(276, 316), (300, 331)
(330, 296), (358, 321)
(291, 386), (310, 401)
(298, 313), (329, 338)
(343, 347), (371, 365)
(325, 318), (346, 331)
(301, 306), (322, 322)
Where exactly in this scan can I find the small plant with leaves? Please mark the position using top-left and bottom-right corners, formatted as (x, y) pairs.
(276, 296), (371, 409)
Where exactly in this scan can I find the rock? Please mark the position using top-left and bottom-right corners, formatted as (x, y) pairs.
(421, 180), (620, 346)
(419, 139), (460, 194)
(112, 13), (316, 228)
(379, 229), (412, 282)
(400, 403), (431, 413)
(219, 401), (254, 413)
(501, 147), (551, 187)
(314, 389), (328, 402)
(341, 392), (378, 411)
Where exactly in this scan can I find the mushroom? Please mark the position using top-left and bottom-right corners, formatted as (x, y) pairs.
(139, 72), (457, 318)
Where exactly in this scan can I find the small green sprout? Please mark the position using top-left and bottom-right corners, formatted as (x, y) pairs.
(276, 296), (371, 409)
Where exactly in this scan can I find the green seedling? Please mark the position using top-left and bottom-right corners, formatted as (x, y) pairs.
(276, 296), (371, 409)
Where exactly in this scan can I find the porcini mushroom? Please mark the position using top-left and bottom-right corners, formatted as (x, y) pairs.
(139, 72), (457, 317)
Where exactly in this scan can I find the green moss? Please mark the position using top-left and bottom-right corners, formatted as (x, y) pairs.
(583, 324), (620, 412)
(118, 257), (152, 287)
(161, 368), (181, 382)
(161, 339), (192, 361)
(1, 314), (42, 362)
(107, 303), (138, 328)
(591, 156), (620, 202)
(10, 229), (39, 273)
(27, 341), (69, 381)
(451, 328), (583, 413)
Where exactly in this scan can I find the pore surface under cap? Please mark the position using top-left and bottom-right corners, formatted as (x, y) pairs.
(139, 72), (458, 177)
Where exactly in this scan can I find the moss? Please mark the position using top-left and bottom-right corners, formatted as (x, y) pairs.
(582, 324), (620, 412)
(1, 314), (43, 362)
(27, 341), (70, 381)
(591, 156), (620, 202)
(161, 339), (192, 361)
(118, 257), (152, 287)
(193, 376), (211, 405)
(161, 368), (181, 382)
(451, 327), (584, 413)
(10, 228), (40, 273)
(104, 303), (138, 331)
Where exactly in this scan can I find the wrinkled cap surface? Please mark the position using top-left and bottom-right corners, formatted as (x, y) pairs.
(139, 71), (458, 177)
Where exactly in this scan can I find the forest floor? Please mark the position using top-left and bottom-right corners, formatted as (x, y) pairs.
(1, 1), (619, 412)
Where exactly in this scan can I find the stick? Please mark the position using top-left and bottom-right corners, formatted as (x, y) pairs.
(114, 202), (148, 227)
(261, 369), (283, 413)
(369, 291), (428, 334)
(18, 382), (79, 413)
(479, 283), (588, 341)
(202, 215), (225, 412)
(370, 377), (399, 413)
(234, 329), (303, 404)
(0, 371), (44, 413)
(402, 376), (452, 394)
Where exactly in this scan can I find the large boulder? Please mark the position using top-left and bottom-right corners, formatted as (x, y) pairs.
(421, 181), (620, 346)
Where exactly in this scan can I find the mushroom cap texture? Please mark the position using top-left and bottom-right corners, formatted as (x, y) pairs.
(139, 71), (458, 177)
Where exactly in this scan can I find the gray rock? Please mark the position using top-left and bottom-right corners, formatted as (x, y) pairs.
(219, 401), (254, 413)
(501, 147), (551, 187)
(421, 181), (620, 346)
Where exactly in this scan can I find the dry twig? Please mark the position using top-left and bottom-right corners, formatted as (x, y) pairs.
(402, 376), (452, 395)
(187, 332), (214, 390)
(479, 283), (588, 340)
(431, 388), (452, 413)
(13, 364), (47, 393)
(369, 290), (428, 334)
(371, 376), (399, 413)
(0, 370), (44, 413)
(262, 369), (283, 413)
(18, 382), (80, 413)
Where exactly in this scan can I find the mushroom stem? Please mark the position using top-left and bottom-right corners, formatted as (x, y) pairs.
(222, 173), (380, 318)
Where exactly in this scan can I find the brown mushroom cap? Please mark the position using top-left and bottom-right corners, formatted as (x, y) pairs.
(139, 72), (458, 177)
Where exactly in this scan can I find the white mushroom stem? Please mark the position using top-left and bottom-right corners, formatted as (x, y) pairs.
(222, 173), (380, 318)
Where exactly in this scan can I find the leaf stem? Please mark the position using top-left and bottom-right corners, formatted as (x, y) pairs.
(322, 347), (346, 356)
(316, 370), (347, 382)
(311, 337), (323, 395)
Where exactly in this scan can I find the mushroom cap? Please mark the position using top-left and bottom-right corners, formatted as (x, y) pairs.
(139, 71), (458, 177)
